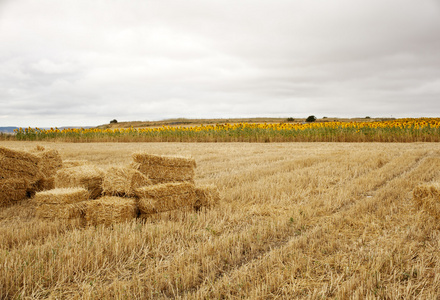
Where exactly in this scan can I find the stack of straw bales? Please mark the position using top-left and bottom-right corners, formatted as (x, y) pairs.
(413, 183), (440, 220)
(34, 187), (89, 220)
(102, 166), (151, 197)
(86, 196), (137, 226)
(1, 146), (221, 225)
(132, 153), (196, 184)
(0, 147), (41, 206)
(135, 182), (196, 217)
(55, 165), (104, 199)
(31, 147), (63, 192)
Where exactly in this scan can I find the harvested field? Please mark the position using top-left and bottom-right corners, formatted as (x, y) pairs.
(1, 141), (440, 299)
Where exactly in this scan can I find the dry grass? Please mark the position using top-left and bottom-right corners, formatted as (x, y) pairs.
(1, 141), (440, 299)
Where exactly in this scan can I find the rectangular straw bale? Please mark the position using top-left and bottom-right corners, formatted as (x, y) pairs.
(413, 183), (440, 220)
(32, 148), (63, 177)
(135, 182), (196, 214)
(194, 185), (221, 210)
(0, 147), (41, 179)
(0, 178), (28, 206)
(35, 201), (88, 219)
(132, 153), (196, 168)
(85, 196), (137, 226)
(55, 165), (104, 199)
(34, 187), (89, 204)
(132, 153), (196, 184)
(102, 166), (152, 197)
(134, 164), (195, 184)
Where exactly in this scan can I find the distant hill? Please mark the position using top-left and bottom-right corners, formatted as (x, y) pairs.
(97, 117), (390, 130)
(0, 127), (19, 133)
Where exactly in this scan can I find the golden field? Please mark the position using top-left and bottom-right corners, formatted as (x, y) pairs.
(1, 141), (440, 299)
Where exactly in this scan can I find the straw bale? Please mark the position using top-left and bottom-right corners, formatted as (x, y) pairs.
(135, 182), (196, 214)
(0, 178), (28, 206)
(32, 148), (63, 178)
(32, 177), (55, 192)
(136, 164), (195, 184)
(85, 196), (137, 226)
(34, 187), (89, 204)
(413, 183), (440, 219)
(62, 160), (89, 168)
(102, 166), (152, 197)
(132, 153), (196, 168)
(194, 185), (221, 210)
(0, 147), (41, 180)
(35, 201), (88, 219)
(55, 165), (104, 199)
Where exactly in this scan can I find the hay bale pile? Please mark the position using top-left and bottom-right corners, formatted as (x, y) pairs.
(34, 187), (89, 220)
(1, 146), (221, 225)
(132, 153), (196, 184)
(413, 183), (440, 220)
(0, 147), (41, 206)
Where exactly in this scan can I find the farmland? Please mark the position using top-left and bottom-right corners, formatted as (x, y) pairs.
(1, 141), (440, 298)
(10, 118), (440, 143)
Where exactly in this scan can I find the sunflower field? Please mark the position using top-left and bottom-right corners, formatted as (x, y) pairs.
(11, 118), (440, 143)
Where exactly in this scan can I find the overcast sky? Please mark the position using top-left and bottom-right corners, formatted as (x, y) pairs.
(1, 0), (439, 127)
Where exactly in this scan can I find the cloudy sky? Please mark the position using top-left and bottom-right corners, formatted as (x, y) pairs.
(1, 0), (439, 127)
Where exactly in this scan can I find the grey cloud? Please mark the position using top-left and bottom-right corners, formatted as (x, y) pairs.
(0, 0), (439, 127)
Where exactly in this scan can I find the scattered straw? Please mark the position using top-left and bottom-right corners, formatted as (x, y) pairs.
(85, 196), (137, 226)
(62, 160), (89, 168)
(413, 183), (440, 220)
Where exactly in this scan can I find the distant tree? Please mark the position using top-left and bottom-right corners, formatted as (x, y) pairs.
(110, 119), (118, 124)
(286, 117), (295, 122)
(306, 115), (317, 122)
(365, 116), (371, 119)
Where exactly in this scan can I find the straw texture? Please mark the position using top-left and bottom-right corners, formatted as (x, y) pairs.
(35, 201), (88, 219)
(413, 183), (440, 220)
(34, 187), (89, 204)
(0, 178), (28, 206)
(135, 182), (196, 214)
(102, 166), (151, 197)
(55, 165), (104, 199)
(0, 147), (41, 180)
(194, 185), (221, 210)
(132, 153), (196, 184)
(62, 160), (89, 168)
(85, 196), (137, 226)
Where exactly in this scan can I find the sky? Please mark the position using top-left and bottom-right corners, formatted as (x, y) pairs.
(1, 0), (439, 127)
